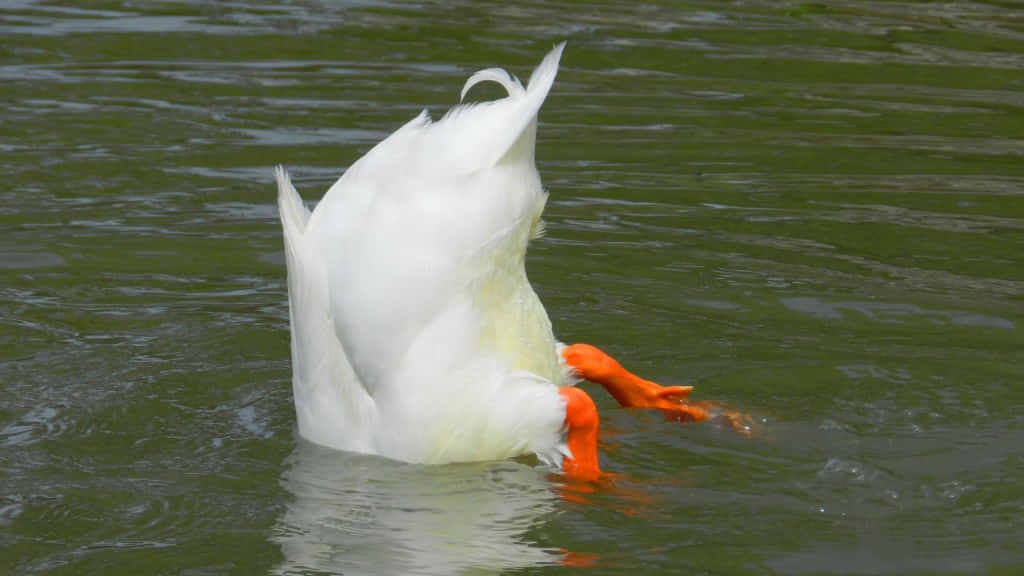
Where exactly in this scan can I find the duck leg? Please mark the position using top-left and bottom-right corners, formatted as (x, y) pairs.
(561, 343), (713, 422)
(558, 386), (602, 481)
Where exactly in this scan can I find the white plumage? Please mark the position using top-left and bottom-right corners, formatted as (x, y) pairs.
(276, 43), (571, 467)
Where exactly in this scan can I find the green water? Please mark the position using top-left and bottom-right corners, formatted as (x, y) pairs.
(3, 1), (1023, 574)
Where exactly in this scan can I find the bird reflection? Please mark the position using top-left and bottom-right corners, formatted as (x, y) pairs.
(273, 439), (568, 575)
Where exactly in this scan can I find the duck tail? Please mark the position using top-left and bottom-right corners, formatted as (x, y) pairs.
(497, 42), (565, 166)
(431, 42), (566, 171)
(525, 42), (566, 108)
(275, 165), (309, 239)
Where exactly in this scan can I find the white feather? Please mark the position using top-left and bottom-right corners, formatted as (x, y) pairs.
(278, 43), (571, 466)
(460, 67), (524, 102)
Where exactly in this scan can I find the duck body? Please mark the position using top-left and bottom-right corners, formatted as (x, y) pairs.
(277, 44), (571, 466)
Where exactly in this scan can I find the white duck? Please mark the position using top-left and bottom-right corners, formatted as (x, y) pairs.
(276, 43), (711, 480)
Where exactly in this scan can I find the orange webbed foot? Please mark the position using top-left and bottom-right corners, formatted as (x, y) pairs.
(561, 343), (758, 436)
(562, 343), (705, 417)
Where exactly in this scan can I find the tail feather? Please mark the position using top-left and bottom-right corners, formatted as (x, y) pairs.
(276, 165), (310, 236)
(496, 41), (565, 166)
(419, 42), (567, 173)
(526, 42), (566, 106)
(274, 164), (378, 454)
(460, 67), (524, 102)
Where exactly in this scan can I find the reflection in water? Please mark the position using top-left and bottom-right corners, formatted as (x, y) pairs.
(273, 440), (563, 575)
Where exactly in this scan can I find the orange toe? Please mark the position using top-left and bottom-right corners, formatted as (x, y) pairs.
(715, 409), (756, 437)
(658, 401), (712, 423)
(660, 401), (756, 436)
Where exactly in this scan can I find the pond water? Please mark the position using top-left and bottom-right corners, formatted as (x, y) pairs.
(3, 1), (1023, 574)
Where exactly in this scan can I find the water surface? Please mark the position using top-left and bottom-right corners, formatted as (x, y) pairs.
(2, 1), (1023, 574)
